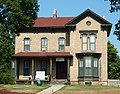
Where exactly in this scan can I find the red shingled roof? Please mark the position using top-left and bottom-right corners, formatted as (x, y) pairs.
(12, 52), (72, 57)
(33, 17), (74, 27)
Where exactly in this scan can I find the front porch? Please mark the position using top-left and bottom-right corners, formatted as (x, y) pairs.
(12, 52), (72, 85)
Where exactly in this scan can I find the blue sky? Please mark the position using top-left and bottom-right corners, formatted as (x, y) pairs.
(38, 0), (120, 55)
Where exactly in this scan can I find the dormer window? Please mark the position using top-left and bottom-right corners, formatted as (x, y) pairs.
(41, 37), (47, 51)
(24, 38), (30, 51)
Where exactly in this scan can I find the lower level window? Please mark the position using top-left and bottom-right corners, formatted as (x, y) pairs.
(79, 59), (83, 76)
(24, 60), (30, 76)
(85, 57), (91, 76)
(79, 56), (98, 77)
(93, 58), (98, 76)
(41, 61), (47, 75)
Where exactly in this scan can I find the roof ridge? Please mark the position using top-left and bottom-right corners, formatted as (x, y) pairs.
(37, 17), (75, 18)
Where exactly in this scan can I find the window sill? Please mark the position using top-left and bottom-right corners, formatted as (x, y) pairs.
(24, 50), (30, 52)
(78, 76), (99, 78)
(78, 76), (99, 81)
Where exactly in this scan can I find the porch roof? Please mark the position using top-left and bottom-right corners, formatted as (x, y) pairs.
(12, 52), (73, 58)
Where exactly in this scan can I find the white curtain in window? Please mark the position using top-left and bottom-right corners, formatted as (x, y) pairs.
(59, 38), (65, 45)
(79, 59), (83, 67)
(83, 35), (87, 42)
(94, 58), (98, 67)
(85, 57), (91, 67)
(25, 39), (30, 45)
(93, 58), (98, 76)
(41, 38), (47, 47)
(90, 34), (95, 42)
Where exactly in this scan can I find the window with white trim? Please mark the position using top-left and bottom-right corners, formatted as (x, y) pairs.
(79, 58), (83, 76)
(59, 37), (65, 51)
(93, 58), (98, 76)
(90, 34), (96, 50)
(24, 38), (30, 51)
(79, 56), (99, 77)
(41, 38), (47, 51)
(85, 57), (91, 76)
(81, 33), (97, 51)
(82, 34), (87, 50)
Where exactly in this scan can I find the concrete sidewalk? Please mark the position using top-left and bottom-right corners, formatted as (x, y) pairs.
(36, 85), (64, 94)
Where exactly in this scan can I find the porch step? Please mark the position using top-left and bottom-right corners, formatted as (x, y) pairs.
(51, 79), (68, 85)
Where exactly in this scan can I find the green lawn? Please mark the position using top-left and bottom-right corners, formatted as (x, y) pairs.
(0, 84), (50, 93)
(54, 84), (120, 94)
(61, 84), (120, 91)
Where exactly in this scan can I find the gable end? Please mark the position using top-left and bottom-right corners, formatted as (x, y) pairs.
(66, 9), (112, 37)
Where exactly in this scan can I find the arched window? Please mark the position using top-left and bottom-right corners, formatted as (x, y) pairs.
(41, 37), (48, 51)
(80, 33), (96, 51)
(90, 34), (96, 50)
(59, 37), (65, 51)
(82, 34), (88, 50)
(24, 38), (30, 51)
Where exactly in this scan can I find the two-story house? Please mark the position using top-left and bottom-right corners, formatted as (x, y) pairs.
(12, 9), (112, 85)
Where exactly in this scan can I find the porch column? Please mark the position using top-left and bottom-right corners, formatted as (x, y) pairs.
(50, 58), (53, 81)
(14, 58), (17, 82)
(67, 58), (70, 82)
(31, 58), (34, 85)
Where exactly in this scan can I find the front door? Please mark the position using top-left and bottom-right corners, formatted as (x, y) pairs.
(56, 61), (67, 79)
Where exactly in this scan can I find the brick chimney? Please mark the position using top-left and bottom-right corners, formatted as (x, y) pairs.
(53, 8), (57, 18)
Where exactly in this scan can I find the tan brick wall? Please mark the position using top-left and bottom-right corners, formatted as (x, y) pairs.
(15, 16), (108, 84)
(69, 17), (108, 84)
(15, 32), (66, 53)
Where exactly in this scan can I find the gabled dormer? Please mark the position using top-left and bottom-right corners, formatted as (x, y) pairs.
(66, 9), (112, 37)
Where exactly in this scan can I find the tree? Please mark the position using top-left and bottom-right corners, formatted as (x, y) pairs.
(108, 41), (120, 79)
(105, 0), (120, 40)
(0, 0), (39, 84)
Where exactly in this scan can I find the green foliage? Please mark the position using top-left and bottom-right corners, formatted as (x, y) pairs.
(108, 41), (120, 79)
(0, 28), (14, 84)
(0, 70), (14, 84)
(106, 0), (120, 13)
(105, 0), (120, 40)
(0, 0), (39, 33)
(114, 20), (120, 40)
(0, 0), (39, 84)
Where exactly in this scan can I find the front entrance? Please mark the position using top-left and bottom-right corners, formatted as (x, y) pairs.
(56, 61), (67, 79)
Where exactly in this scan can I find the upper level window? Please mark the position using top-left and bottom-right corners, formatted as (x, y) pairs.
(41, 38), (47, 51)
(59, 37), (65, 51)
(80, 32), (97, 51)
(90, 34), (96, 50)
(24, 38), (30, 51)
(82, 34), (87, 50)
